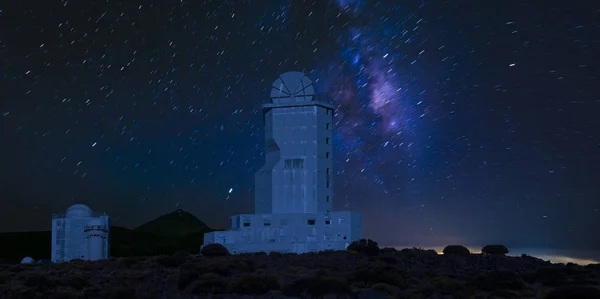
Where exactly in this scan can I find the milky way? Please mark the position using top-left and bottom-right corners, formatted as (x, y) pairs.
(311, 1), (432, 203)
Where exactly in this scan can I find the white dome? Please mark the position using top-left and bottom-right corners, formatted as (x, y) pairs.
(21, 256), (35, 264)
(66, 204), (93, 218)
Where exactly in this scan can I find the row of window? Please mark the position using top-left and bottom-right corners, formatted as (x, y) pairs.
(242, 217), (341, 227)
(283, 154), (331, 170)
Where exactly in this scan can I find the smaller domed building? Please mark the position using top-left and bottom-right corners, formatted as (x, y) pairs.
(20, 256), (35, 264)
(51, 204), (110, 263)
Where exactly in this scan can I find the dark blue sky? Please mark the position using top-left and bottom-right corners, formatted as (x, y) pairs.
(2, 0), (599, 258)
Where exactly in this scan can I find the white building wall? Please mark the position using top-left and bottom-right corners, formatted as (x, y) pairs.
(66, 218), (89, 260)
(50, 218), (63, 263)
(85, 216), (110, 261)
(255, 103), (334, 215)
(87, 236), (104, 261)
(51, 214), (110, 263)
(203, 211), (361, 254)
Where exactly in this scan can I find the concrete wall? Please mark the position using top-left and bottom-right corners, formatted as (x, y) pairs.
(203, 211), (362, 254)
(255, 102), (334, 215)
(51, 216), (110, 263)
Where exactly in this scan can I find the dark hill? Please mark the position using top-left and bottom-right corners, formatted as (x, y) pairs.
(0, 210), (216, 264)
(134, 209), (213, 237)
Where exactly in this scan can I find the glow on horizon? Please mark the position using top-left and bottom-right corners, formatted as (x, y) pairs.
(391, 245), (599, 265)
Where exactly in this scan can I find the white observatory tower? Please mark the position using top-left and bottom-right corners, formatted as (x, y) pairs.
(203, 71), (362, 254)
(51, 204), (110, 263)
(254, 71), (333, 214)
(84, 218), (109, 261)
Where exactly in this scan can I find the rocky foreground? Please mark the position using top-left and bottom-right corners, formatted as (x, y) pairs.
(1, 248), (599, 299)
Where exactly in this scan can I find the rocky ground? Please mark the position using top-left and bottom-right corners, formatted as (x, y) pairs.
(1, 248), (599, 299)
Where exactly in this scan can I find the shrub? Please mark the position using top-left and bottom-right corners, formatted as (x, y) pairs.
(24, 273), (55, 289)
(352, 266), (406, 288)
(99, 286), (136, 299)
(282, 276), (351, 297)
(471, 271), (525, 291)
(116, 256), (143, 268)
(228, 272), (280, 294)
(178, 270), (199, 289)
(379, 247), (397, 255)
(65, 275), (89, 290)
(153, 255), (187, 268)
(173, 250), (191, 258)
(347, 239), (380, 256)
(380, 255), (398, 265)
(371, 282), (399, 294)
(442, 245), (470, 256)
(201, 243), (230, 257)
(535, 267), (569, 287)
(203, 262), (235, 276)
(431, 276), (468, 293)
(52, 289), (83, 299)
(544, 285), (600, 299)
(190, 272), (229, 294)
(481, 244), (509, 255)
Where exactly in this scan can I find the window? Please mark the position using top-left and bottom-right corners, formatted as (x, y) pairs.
(284, 159), (304, 169)
(325, 138), (330, 144)
(325, 219), (331, 225)
(327, 181), (330, 187)
(326, 168), (330, 175)
(325, 152), (330, 158)
(326, 196), (330, 203)
(307, 219), (316, 225)
(243, 222), (251, 227)
(263, 219), (271, 226)
(326, 123), (330, 129)
(293, 159), (304, 168)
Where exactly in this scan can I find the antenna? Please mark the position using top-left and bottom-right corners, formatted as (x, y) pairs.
(270, 71), (314, 104)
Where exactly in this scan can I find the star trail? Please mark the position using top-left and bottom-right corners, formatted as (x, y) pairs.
(2, 0), (599, 261)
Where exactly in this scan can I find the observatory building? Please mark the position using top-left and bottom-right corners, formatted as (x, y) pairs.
(51, 204), (110, 263)
(203, 71), (362, 254)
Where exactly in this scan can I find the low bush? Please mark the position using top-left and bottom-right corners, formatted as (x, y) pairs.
(152, 254), (187, 268)
(200, 243), (229, 257)
(481, 244), (509, 255)
(178, 270), (199, 289)
(347, 239), (380, 256)
(544, 285), (600, 299)
(442, 245), (470, 256)
(190, 273), (229, 294)
(228, 272), (280, 294)
(282, 276), (351, 297)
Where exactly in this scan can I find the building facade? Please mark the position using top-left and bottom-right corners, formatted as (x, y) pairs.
(51, 204), (110, 263)
(203, 71), (362, 254)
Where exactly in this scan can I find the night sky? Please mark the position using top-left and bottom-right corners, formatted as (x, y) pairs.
(2, 1), (599, 260)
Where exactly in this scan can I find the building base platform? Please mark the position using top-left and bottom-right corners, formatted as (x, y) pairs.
(202, 211), (361, 254)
